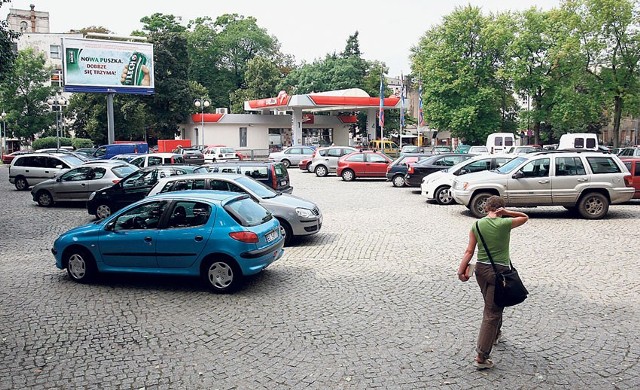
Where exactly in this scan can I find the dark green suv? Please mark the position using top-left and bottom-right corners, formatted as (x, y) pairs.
(202, 161), (292, 193)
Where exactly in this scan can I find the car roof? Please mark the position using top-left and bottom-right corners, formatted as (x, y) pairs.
(147, 190), (246, 204)
(156, 172), (244, 182)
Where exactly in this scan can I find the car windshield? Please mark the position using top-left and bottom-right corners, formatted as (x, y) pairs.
(220, 148), (235, 153)
(59, 155), (85, 166)
(112, 165), (138, 178)
(236, 176), (278, 198)
(496, 156), (527, 173)
(225, 196), (272, 227)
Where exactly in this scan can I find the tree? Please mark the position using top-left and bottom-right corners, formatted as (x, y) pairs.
(137, 13), (186, 34)
(0, 0), (20, 82)
(411, 6), (517, 144)
(230, 56), (281, 113)
(566, 0), (640, 147)
(0, 48), (57, 141)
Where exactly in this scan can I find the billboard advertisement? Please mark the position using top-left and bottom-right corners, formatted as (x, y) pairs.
(62, 38), (154, 95)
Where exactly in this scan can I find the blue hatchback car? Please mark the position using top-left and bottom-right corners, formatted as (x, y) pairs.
(52, 191), (284, 293)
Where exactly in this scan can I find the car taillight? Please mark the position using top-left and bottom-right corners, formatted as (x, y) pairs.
(112, 179), (120, 184)
(624, 174), (633, 187)
(271, 166), (278, 189)
(407, 164), (414, 174)
(311, 151), (317, 158)
(229, 231), (258, 243)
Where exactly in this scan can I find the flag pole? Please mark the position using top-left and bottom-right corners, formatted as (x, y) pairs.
(379, 71), (385, 143)
(400, 72), (405, 149)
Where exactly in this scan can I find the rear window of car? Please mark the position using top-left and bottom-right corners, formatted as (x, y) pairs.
(273, 163), (288, 178)
(220, 148), (235, 153)
(224, 196), (272, 227)
(586, 157), (622, 174)
(239, 166), (268, 179)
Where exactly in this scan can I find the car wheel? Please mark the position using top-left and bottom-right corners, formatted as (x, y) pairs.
(341, 169), (355, 181)
(36, 190), (54, 207)
(315, 165), (328, 177)
(278, 219), (294, 246)
(392, 175), (405, 187)
(202, 258), (242, 293)
(577, 192), (609, 219)
(14, 176), (28, 191)
(469, 192), (492, 218)
(435, 186), (453, 205)
(95, 203), (112, 220)
(66, 247), (96, 283)
(281, 159), (291, 168)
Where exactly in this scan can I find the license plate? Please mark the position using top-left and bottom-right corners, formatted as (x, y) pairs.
(280, 180), (287, 186)
(266, 229), (278, 243)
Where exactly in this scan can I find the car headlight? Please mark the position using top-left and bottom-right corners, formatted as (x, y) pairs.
(296, 208), (314, 218)
(88, 191), (96, 200)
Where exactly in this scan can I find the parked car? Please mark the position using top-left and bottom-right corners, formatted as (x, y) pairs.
(91, 143), (149, 159)
(203, 145), (240, 163)
(620, 157), (640, 199)
(468, 146), (489, 155)
(110, 154), (140, 163)
(148, 173), (322, 246)
(421, 154), (513, 205)
(404, 153), (474, 187)
(2, 150), (31, 165)
(73, 148), (97, 159)
(386, 153), (432, 187)
(368, 140), (400, 158)
(268, 146), (315, 168)
(173, 146), (205, 165)
(53, 191), (285, 293)
(9, 153), (85, 190)
(298, 158), (313, 171)
(30, 161), (138, 207)
(308, 146), (358, 177)
(202, 161), (292, 193)
(617, 147), (640, 157)
(451, 150), (635, 219)
(505, 145), (542, 155)
(400, 145), (429, 155)
(128, 153), (185, 168)
(86, 164), (208, 219)
(429, 145), (453, 154)
(336, 151), (393, 181)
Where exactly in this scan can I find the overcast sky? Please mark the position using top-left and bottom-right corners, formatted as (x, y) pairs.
(3, 0), (560, 76)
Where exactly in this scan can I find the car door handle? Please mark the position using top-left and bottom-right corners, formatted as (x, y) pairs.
(538, 179), (550, 184)
(144, 236), (153, 243)
(577, 178), (588, 182)
(194, 235), (204, 242)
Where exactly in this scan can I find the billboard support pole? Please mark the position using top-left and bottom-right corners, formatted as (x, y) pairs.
(107, 92), (115, 144)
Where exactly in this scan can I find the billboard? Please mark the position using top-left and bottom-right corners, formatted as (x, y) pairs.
(62, 38), (154, 95)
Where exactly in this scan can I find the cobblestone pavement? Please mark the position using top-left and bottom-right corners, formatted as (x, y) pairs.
(1, 164), (639, 389)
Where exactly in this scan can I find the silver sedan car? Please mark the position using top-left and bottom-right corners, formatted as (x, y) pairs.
(30, 161), (138, 207)
(147, 173), (322, 246)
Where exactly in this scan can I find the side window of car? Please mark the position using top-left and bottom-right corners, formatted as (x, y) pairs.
(556, 157), (585, 176)
(148, 156), (162, 166)
(368, 154), (387, 163)
(520, 158), (550, 177)
(328, 148), (342, 157)
(587, 157), (621, 174)
(130, 157), (144, 167)
(92, 168), (106, 180)
(346, 153), (365, 162)
(193, 179), (206, 189)
(318, 149), (328, 157)
(62, 167), (90, 181)
(167, 201), (211, 228)
(209, 180), (230, 191)
(114, 201), (167, 230)
(122, 171), (145, 188)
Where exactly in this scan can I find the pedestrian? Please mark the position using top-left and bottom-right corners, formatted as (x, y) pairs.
(457, 195), (528, 370)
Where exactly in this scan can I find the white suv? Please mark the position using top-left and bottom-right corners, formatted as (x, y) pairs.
(9, 153), (85, 190)
(451, 151), (634, 219)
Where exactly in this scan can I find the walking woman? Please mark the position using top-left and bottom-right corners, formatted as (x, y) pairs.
(457, 196), (528, 370)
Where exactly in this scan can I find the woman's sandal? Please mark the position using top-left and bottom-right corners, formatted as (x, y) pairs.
(473, 358), (494, 370)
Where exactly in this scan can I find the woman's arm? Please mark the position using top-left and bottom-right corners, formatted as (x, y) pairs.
(458, 230), (477, 281)
(496, 208), (529, 228)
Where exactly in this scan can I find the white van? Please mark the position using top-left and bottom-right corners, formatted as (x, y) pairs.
(486, 133), (515, 154)
(558, 133), (599, 151)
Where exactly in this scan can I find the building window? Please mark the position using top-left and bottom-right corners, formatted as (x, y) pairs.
(239, 127), (247, 147)
(50, 45), (61, 59)
(50, 70), (62, 87)
(20, 21), (28, 32)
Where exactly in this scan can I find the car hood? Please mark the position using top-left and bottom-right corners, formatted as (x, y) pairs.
(262, 193), (318, 210)
(423, 170), (447, 183)
(58, 221), (102, 240)
(454, 170), (507, 184)
(31, 178), (57, 190)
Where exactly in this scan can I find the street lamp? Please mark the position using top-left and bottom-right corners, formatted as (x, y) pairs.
(0, 111), (6, 159)
(47, 94), (68, 150)
(194, 98), (210, 147)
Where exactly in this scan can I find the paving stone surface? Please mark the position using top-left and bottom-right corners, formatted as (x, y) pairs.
(1, 165), (639, 389)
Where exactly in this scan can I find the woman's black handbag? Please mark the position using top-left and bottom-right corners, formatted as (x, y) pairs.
(475, 221), (528, 307)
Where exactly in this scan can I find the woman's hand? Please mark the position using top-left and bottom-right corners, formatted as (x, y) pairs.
(458, 272), (470, 282)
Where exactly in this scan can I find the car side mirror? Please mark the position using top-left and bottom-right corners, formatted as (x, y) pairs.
(512, 171), (524, 179)
(105, 221), (116, 231)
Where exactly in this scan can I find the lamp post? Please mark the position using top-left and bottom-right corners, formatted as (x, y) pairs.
(0, 111), (6, 159)
(47, 94), (68, 150)
(194, 98), (210, 147)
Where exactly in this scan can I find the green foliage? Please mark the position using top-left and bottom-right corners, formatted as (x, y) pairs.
(32, 137), (73, 150)
(411, 6), (517, 144)
(230, 56), (281, 113)
(72, 138), (95, 149)
(139, 13), (187, 34)
(0, 48), (57, 141)
(0, 0), (20, 82)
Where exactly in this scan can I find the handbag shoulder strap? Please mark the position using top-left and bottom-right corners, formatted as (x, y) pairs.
(475, 220), (499, 274)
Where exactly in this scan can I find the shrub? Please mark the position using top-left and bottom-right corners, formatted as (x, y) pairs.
(72, 138), (94, 149)
(31, 137), (73, 150)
